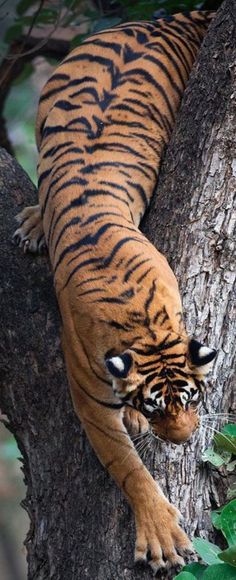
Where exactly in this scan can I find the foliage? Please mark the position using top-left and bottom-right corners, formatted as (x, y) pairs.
(174, 423), (236, 579)
(0, 0), (204, 59)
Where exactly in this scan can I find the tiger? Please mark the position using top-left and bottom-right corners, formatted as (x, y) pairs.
(14, 11), (217, 575)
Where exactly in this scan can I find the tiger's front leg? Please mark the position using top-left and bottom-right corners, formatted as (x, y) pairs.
(123, 406), (149, 436)
(66, 365), (193, 574)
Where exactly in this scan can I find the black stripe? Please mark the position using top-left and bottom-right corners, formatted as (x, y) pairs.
(81, 210), (125, 228)
(69, 85), (99, 101)
(144, 54), (183, 98)
(144, 279), (156, 313)
(106, 320), (132, 331)
(73, 381), (125, 410)
(50, 158), (86, 180)
(40, 75), (96, 106)
(87, 38), (122, 55)
(64, 52), (115, 69)
(81, 160), (152, 179)
(121, 67), (176, 120)
(55, 223), (137, 273)
(123, 258), (151, 283)
(75, 275), (106, 289)
(109, 102), (146, 117)
(127, 180), (149, 209)
(147, 39), (187, 84)
(164, 24), (197, 60)
(85, 418), (131, 446)
(38, 168), (51, 187)
(85, 141), (146, 160)
(107, 116), (147, 130)
(53, 215), (81, 254)
(43, 140), (73, 159)
(49, 73), (70, 81)
(41, 170), (68, 215)
(78, 287), (106, 297)
(40, 85), (67, 103)
(137, 267), (154, 284)
(53, 148), (85, 162)
(48, 198), (129, 247)
(94, 296), (126, 305)
(61, 237), (145, 289)
(54, 100), (82, 111)
(99, 181), (133, 200)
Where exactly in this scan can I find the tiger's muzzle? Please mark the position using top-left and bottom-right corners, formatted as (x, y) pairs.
(151, 407), (200, 444)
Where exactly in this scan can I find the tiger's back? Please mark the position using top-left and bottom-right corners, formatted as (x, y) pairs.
(37, 11), (213, 269)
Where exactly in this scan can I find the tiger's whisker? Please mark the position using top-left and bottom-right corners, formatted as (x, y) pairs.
(201, 413), (236, 419)
(200, 424), (236, 450)
(131, 430), (150, 442)
(136, 437), (151, 454)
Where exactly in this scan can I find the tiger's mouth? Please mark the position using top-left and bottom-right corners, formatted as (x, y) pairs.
(150, 407), (200, 445)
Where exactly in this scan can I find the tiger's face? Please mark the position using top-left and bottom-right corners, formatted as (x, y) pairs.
(106, 337), (216, 444)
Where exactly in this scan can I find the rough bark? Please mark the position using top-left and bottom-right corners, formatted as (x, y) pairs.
(0, 1), (235, 579)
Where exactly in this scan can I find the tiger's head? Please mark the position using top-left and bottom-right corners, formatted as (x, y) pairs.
(105, 337), (216, 444)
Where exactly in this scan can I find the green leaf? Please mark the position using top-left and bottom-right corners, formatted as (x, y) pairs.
(17, 0), (38, 15)
(70, 34), (89, 49)
(35, 9), (57, 24)
(214, 432), (236, 453)
(222, 424), (236, 437)
(174, 572), (197, 580)
(64, 0), (77, 7)
(183, 562), (207, 578)
(13, 63), (34, 85)
(227, 460), (236, 472)
(4, 23), (23, 43)
(202, 563), (236, 579)
(211, 508), (224, 530)
(220, 500), (236, 547)
(202, 448), (228, 467)
(92, 16), (122, 33)
(227, 483), (236, 501)
(219, 546), (236, 567)
(192, 539), (222, 565)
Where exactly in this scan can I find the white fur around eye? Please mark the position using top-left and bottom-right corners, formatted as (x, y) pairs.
(110, 356), (125, 372)
(198, 346), (213, 358)
(191, 391), (199, 401)
(180, 392), (189, 403)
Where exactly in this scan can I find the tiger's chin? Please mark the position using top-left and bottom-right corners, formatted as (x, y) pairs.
(151, 407), (200, 445)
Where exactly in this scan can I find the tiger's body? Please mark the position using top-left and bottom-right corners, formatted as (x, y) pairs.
(15, 11), (217, 574)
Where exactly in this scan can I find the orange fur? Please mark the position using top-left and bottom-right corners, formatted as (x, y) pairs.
(14, 11), (216, 572)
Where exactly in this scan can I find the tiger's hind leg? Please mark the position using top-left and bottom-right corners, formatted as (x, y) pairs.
(13, 205), (46, 254)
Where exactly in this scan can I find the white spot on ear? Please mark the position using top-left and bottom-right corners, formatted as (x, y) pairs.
(110, 356), (125, 372)
(198, 346), (213, 359)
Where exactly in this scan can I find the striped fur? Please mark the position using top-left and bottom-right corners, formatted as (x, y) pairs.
(14, 11), (217, 572)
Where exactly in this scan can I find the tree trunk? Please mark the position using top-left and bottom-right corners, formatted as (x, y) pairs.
(0, 1), (235, 578)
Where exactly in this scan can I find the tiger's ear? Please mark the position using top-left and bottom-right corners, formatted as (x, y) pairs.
(188, 338), (217, 373)
(105, 351), (134, 379)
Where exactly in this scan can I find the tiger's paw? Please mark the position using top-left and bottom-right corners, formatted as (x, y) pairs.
(123, 406), (149, 436)
(134, 494), (193, 576)
(13, 205), (46, 254)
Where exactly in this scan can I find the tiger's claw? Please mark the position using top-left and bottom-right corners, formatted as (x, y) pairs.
(13, 205), (46, 254)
